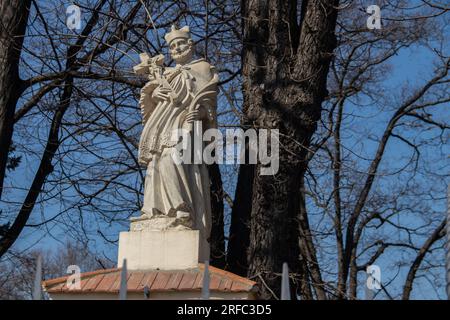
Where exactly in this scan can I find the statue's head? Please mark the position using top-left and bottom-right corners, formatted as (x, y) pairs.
(165, 25), (194, 65)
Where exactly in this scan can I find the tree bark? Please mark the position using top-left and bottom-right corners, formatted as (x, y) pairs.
(226, 161), (254, 276)
(208, 163), (225, 268)
(231, 0), (339, 299)
(0, 0), (32, 199)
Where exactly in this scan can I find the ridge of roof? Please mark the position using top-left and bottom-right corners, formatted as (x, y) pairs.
(42, 267), (119, 287)
(198, 263), (256, 287)
(42, 264), (257, 294)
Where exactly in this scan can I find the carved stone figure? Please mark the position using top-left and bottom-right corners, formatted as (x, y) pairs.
(132, 25), (219, 261)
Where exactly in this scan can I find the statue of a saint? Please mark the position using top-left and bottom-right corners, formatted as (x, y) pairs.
(133, 25), (218, 261)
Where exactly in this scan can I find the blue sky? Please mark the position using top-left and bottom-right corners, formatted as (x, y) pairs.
(1, 0), (448, 299)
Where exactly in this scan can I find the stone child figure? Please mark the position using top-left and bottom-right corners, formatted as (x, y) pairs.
(133, 25), (219, 261)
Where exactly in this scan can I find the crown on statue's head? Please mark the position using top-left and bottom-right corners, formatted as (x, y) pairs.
(164, 25), (191, 44)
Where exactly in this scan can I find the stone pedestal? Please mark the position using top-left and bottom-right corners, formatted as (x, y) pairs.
(118, 229), (199, 270)
(118, 214), (210, 270)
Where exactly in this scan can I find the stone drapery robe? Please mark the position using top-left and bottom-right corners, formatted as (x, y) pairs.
(138, 58), (218, 259)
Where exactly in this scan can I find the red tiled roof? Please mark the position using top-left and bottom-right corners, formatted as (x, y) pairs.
(42, 264), (257, 294)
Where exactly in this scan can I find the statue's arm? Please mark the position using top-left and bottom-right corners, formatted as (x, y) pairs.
(139, 80), (159, 125)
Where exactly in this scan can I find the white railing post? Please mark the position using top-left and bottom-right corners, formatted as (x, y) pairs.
(281, 262), (291, 300)
(32, 254), (42, 300)
(365, 282), (374, 300)
(201, 261), (210, 300)
(119, 259), (127, 300)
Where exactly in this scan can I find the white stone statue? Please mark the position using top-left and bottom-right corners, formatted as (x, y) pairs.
(132, 25), (219, 261)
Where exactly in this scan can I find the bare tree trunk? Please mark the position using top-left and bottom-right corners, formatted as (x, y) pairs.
(208, 163), (225, 268)
(0, 78), (74, 258)
(226, 155), (254, 276)
(0, 0), (139, 258)
(298, 177), (326, 299)
(0, 0), (32, 199)
(233, 0), (339, 299)
(402, 220), (445, 300)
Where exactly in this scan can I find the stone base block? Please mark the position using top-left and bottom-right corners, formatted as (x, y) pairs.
(117, 229), (199, 270)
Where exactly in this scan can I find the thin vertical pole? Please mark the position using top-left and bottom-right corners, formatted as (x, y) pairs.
(365, 283), (374, 300)
(32, 254), (42, 300)
(281, 262), (291, 300)
(201, 261), (210, 300)
(119, 259), (127, 300)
